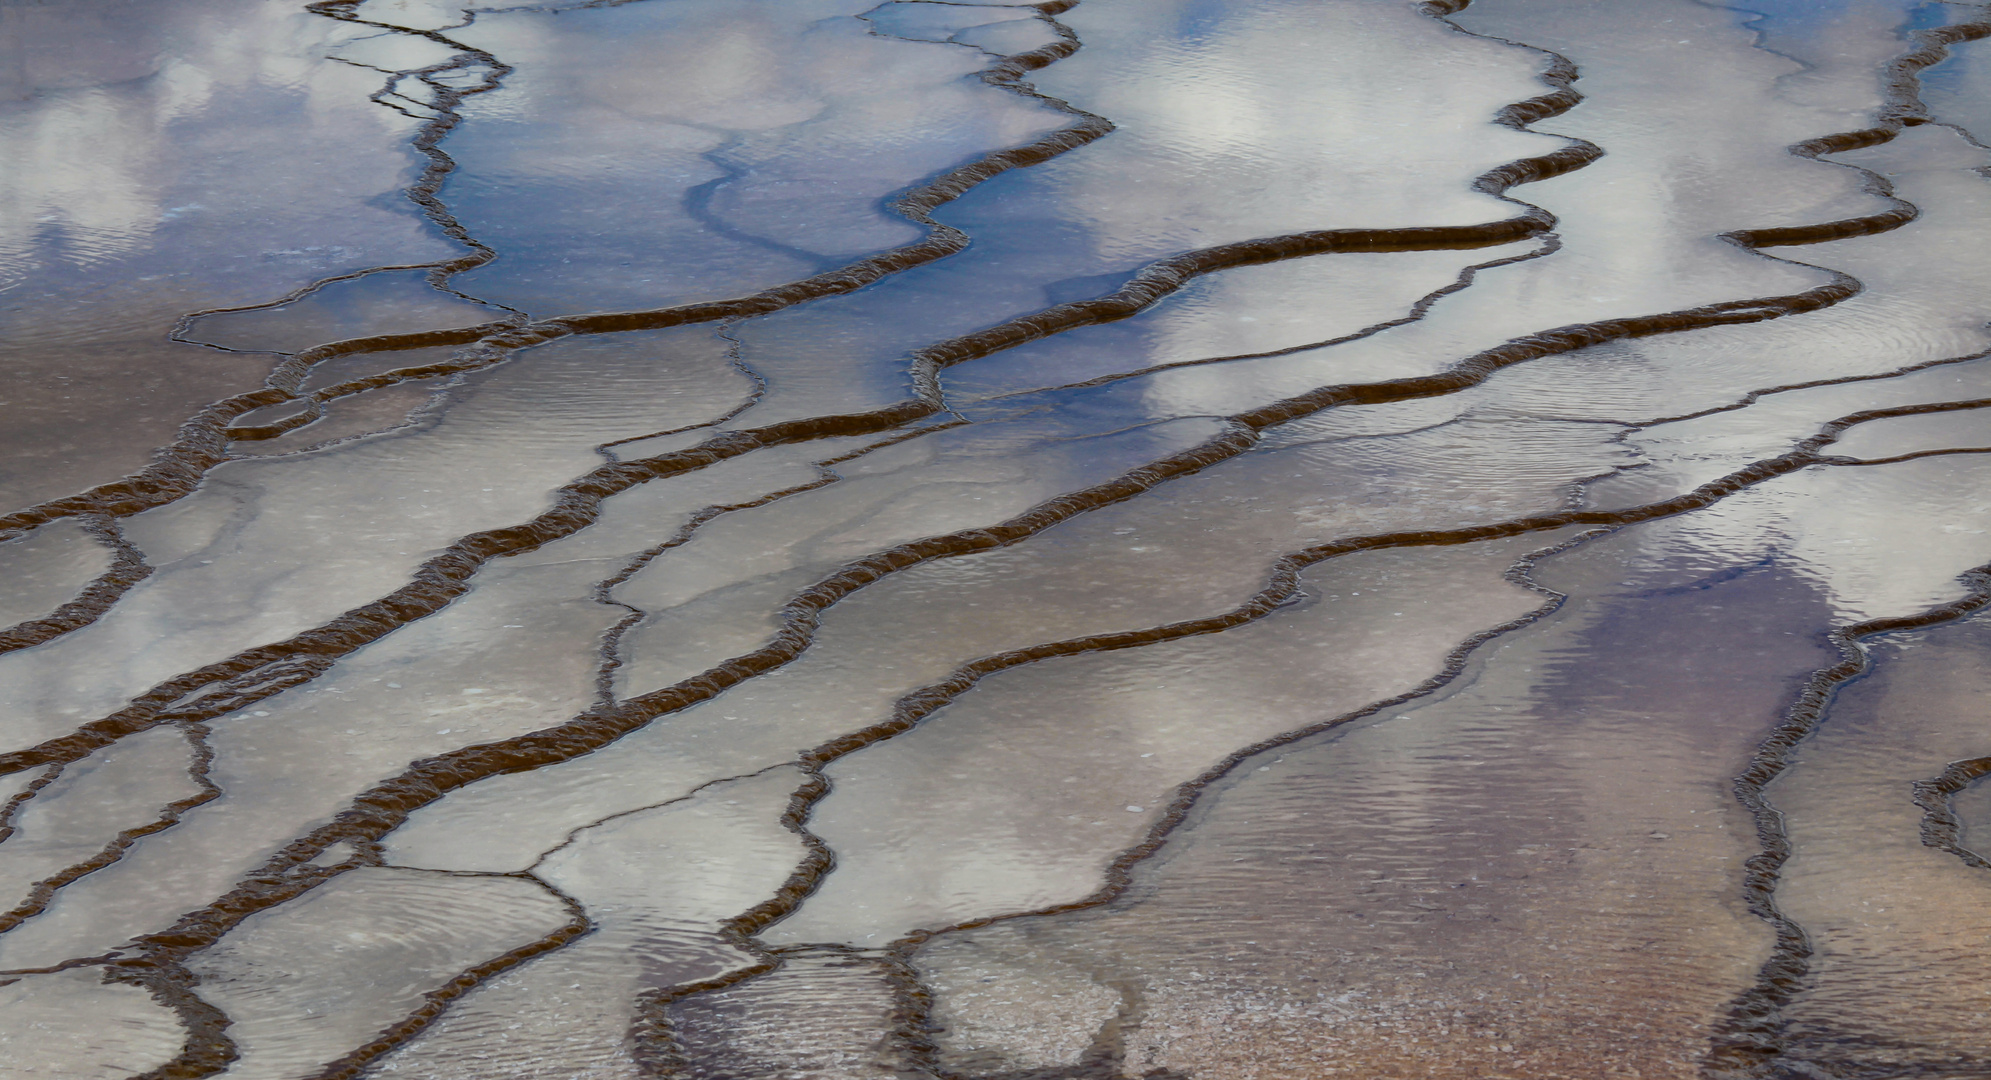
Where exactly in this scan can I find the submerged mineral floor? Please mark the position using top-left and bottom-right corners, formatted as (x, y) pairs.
(3, 0), (1991, 1076)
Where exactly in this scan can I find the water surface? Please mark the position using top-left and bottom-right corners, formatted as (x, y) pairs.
(2, 0), (1991, 1077)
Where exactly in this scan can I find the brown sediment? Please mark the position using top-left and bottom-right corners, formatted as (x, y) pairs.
(586, 483), (833, 711)
(0, 766), (62, 848)
(0, 723), (223, 941)
(644, 940), (954, 1078)
(870, 531), (1607, 1080)
(0, 320), (514, 541)
(359, 762), (803, 1077)
(1228, 272), (1856, 430)
(1698, 6), (1991, 1074)
(0, 0), (1117, 655)
(622, 784), (826, 1077)
(0, 0), (1117, 771)
(166, 0), (521, 353)
(29, 724), (233, 1076)
(543, 2), (1115, 337)
(0, 0), (1590, 692)
(1825, 443), (1991, 467)
(56, 372), (1865, 1078)
(1913, 754), (1991, 871)
(835, 446), (1991, 1076)
(8, 0), (1981, 1075)
(169, 270), (517, 357)
(684, 396), (1991, 941)
(295, 874), (592, 1080)
(1726, 18), (1991, 250)
(1704, 565), (1991, 1078)
(0, 0), (1106, 499)
(902, 210), (1569, 398)
(635, 392), (1991, 1069)
(0, 0), (1619, 781)
(803, 528), (1617, 1080)
(0, 13), (1833, 1078)
(968, 237), (1563, 404)
(0, 402), (938, 781)
(303, 0), (513, 300)
(900, 19), (1603, 390)
(664, 3), (1991, 1073)
(0, 0), (1594, 543)
(592, 322), (769, 462)
(0, 516), (151, 657)
(590, 419), (969, 710)
(271, 330), (569, 442)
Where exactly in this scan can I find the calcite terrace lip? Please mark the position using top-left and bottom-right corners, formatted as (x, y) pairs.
(2, 0), (1991, 1076)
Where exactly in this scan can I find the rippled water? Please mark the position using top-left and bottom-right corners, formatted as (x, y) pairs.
(3, 0), (1991, 1076)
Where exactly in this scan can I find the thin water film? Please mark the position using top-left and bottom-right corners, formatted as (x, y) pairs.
(2, 0), (1991, 1076)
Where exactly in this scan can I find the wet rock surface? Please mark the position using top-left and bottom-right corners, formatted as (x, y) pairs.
(2, 0), (1991, 1076)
